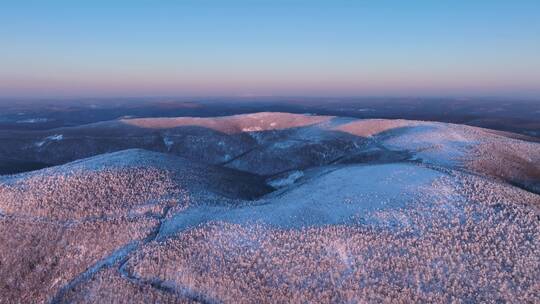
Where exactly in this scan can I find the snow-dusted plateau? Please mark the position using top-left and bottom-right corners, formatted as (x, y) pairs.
(0, 112), (539, 303)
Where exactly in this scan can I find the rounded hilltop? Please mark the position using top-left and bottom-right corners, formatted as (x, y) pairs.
(0, 112), (539, 303)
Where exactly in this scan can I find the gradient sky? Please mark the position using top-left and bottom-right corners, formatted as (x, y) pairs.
(1, 0), (539, 98)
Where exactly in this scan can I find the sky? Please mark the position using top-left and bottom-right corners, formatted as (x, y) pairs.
(1, 0), (539, 98)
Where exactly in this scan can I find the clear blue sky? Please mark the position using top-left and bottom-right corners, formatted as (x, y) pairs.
(1, 0), (539, 98)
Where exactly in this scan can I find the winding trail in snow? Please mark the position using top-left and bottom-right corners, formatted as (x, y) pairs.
(47, 204), (218, 304)
(49, 241), (140, 304)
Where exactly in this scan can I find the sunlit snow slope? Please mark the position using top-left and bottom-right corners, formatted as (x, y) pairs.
(0, 113), (538, 303)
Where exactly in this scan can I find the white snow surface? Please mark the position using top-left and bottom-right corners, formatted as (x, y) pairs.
(16, 118), (50, 123)
(2, 113), (540, 303)
(159, 163), (448, 237)
(267, 170), (304, 188)
(35, 134), (64, 147)
(162, 136), (174, 151)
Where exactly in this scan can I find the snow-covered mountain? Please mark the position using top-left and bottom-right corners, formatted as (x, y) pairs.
(0, 113), (538, 303)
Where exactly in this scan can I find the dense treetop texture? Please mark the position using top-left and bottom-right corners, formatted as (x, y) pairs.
(0, 113), (539, 303)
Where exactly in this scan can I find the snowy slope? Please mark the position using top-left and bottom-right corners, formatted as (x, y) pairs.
(1, 113), (539, 303)
(116, 164), (539, 304)
(0, 149), (272, 303)
(334, 118), (540, 193)
(1, 112), (538, 192)
(158, 163), (449, 236)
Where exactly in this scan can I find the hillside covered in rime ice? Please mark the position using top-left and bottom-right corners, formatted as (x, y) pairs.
(1, 112), (539, 303)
